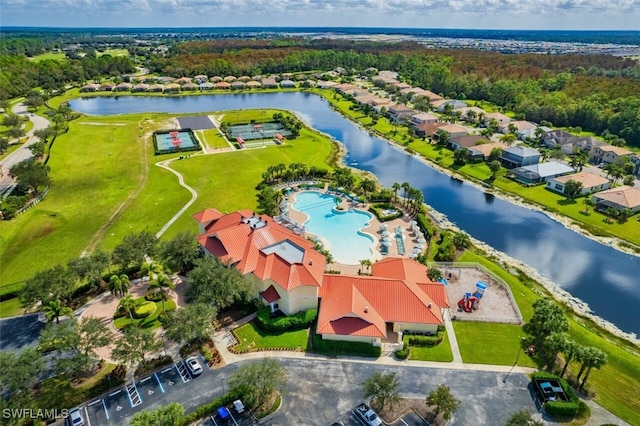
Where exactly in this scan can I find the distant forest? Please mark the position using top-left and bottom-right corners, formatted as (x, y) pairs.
(0, 36), (639, 146)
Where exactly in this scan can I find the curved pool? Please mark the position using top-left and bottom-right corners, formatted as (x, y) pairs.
(291, 191), (374, 265)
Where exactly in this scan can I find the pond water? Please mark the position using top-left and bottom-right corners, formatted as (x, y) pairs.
(69, 92), (640, 336)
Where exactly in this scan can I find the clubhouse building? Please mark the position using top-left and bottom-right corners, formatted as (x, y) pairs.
(193, 208), (450, 346)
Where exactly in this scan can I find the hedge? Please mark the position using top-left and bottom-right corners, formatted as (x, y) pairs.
(416, 213), (435, 238)
(133, 301), (156, 319)
(406, 333), (443, 347)
(312, 332), (381, 358)
(531, 372), (580, 418)
(368, 203), (403, 222)
(255, 307), (317, 332)
(180, 389), (242, 425)
(395, 343), (409, 360)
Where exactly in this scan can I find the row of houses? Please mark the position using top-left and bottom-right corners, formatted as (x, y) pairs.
(80, 78), (299, 93)
(193, 209), (450, 347)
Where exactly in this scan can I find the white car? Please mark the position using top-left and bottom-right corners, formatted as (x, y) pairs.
(67, 408), (85, 426)
(185, 356), (203, 376)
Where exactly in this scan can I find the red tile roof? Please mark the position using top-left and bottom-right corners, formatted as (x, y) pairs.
(192, 208), (223, 225)
(259, 285), (281, 303)
(194, 209), (325, 292)
(318, 259), (450, 338)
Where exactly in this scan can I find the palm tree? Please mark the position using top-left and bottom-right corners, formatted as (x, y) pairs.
(140, 260), (165, 281)
(43, 299), (73, 324)
(109, 274), (131, 297)
(119, 294), (136, 321)
(578, 347), (607, 390)
(560, 339), (583, 378)
(392, 182), (401, 203)
(149, 274), (175, 314)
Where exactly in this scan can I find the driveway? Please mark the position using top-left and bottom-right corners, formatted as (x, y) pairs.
(0, 313), (46, 351)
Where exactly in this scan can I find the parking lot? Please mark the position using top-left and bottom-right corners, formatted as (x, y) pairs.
(201, 404), (258, 426)
(84, 355), (213, 425)
(331, 406), (429, 426)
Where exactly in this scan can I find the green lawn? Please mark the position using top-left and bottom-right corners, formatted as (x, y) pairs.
(28, 52), (66, 62)
(0, 297), (23, 318)
(98, 49), (129, 57)
(197, 129), (231, 149)
(0, 142), (24, 161)
(405, 332), (454, 362)
(453, 321), (538, 367)
(233, 321), (308, 351)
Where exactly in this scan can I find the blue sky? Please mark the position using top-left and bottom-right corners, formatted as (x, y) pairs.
(1, 0), (639, 30)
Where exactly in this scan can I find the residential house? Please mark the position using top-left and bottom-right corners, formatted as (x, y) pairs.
(148, 84), (164, 93)
(193, 75), (208, 84)
(193, 209), (326, 315)
(630, 154), (640, 176)
(355, 93), (377, 105)
(223, 75), (237, 83)
(210, 76), (223, 83)
(214, 81), (231, 90)
(114, 82), (133, 92)
(157, 76), (176, 84)
(520, 125), (551, 141)
(400, 87), (428, 99)
(280, 79), (296, 88)
(393, 82), (412, 91)
(131, 83), (149, 92)
(261, 78), (278, 89)
(457, 106), (485, 123)
(449, 135), (492, 151)
(592, 186), (640, 213)
(509, 120), (537, 137)
(409, 112), (439, 127)
(546, 172), (611, 196)
(544, 130), (604, 155)
(413, 122), (447, 138)
(80, 83), (100, 92)
(99, 83), (115, 91)
(317, 258), (450, 345)
(510, 162), (574, 184)
(163, 83), (180, 93)
(182, 83), (199, 91)
(199, 82), (214, 91)
(238, 76), (252, 82)
(485, 112), (512, 131)
(438, 124), (468, 141)
(175, 77), (193, 85)
(414, 90), (443, 103)
(467, 142), (508, 161)
(432, 99), (467, 113)
(317, 81), (338, 89)
(591, 145), (634, 165)
(333, 83), (358, 95)
(500, 146), (541, 169)
(245, 81), (262, 89)
(230, 81), (246, 90)
(387, 104), (416, 123)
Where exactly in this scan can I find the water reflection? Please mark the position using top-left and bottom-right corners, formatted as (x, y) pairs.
(69, 93), (640, 335)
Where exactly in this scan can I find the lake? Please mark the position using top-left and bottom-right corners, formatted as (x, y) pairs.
(69, 92), (640, 336)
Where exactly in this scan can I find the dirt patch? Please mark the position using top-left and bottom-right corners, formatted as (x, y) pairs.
(373, 398), (447, 425)
(440, 265), (521, 324)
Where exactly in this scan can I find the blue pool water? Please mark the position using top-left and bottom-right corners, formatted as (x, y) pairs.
(292, 191), (373, 265)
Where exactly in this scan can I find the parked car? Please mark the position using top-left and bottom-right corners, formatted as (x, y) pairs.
(185, 356), (203, 376)
(354, 403), (382, 426)
(233, 399), (245, 414)
(67, 408), (85, 426)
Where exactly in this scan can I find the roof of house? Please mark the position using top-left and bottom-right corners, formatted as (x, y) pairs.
(411, 112), (439, 122)
(511, 121), (537, 131)
(439, 124), (468, 135)
(486, 112), (512, 123)
(415, 122), (447, 135)
(597, 145), (634, 156)
(593, 186), (640, 209)
(503, 145), (541, 158)
(388, 104), (414, 114)
(513, 161), (574, 179)
(193, 209), (326, 292)
(457, 106), (485, 117)
(450, 135), (491, 148)
(318, 258), (449, 338)
(259, 285), (281, 303)
(467, 142), (508, 156)
(551, 172), (610, 188)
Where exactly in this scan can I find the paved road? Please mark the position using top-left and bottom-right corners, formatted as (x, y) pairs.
(0, 103), (51, 195)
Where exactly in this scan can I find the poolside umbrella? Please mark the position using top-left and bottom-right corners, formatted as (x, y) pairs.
(382, 237), (392, 243)
(379, 223), (388, 231)
(417, 236), (426, 244)
(381, 230), (391, 237)
(410, 220), (417, 226)
(381, 240), (391, 246)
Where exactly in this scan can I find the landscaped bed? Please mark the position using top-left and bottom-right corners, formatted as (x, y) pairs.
(231, 321), (308, 352)
(113, 296), (176, 330)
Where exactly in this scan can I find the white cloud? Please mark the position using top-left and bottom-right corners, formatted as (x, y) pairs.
(0, 0), (638, 28)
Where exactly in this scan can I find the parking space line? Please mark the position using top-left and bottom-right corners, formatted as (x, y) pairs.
(154, 372), (165, 393)
(88, 399), (101, 407)
(109, 389), (122, 397)
(399, 419), (409, 426)
(210, 415), (219, 426)
(160, 366), (173, 374)
(102, 399), (110, 420)
(229, 410), (239, 426)
(83, 406), (92, 426)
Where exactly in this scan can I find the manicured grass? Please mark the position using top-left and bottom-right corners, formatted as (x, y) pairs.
(98, 49), (129, 57)
(34, 363), (123, 410)
(0, 142), (24, 161)
(453, 321), (538, 367)
(405, 332), (454, 362)
(0, 297), (24, 318)
(28, 52), (66, 62)
(233, 321), (308, 351)
(197, 129), (230, 149)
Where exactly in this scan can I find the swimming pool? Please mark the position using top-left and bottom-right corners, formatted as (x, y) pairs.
(291, 191), (373, 265)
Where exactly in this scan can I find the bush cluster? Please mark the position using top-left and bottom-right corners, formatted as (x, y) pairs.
(531, 372), (580, 418)
(368, 203), (402, 222)
(416, 213), (435, 238)
(394, 342), (409, 360)
(133, 300), (156, 319)
(312, 333), (381, 357)
(181, 390), (241, 425)
(255, 307), (317, 332)
(406, 333), (443, 347)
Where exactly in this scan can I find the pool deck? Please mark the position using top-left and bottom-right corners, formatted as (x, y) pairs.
(286, 189), (426, 273)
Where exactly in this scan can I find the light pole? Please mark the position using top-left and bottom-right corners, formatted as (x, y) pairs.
(503, 337), (526, 383)
(221, 375), (226, 395)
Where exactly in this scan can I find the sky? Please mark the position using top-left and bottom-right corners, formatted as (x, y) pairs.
(1, 0), (639, 31)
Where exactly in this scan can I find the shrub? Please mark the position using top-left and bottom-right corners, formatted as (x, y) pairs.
(395, 343), (409, 360)
(416, 213), (435, 238)
(255, 307), (317, 332)
(407, 333), (443, 347)
(531, 372), (580, 418)
(368, 203), (402, 222)
(312, 332), (381, 357)
(133, 301), (156, 319)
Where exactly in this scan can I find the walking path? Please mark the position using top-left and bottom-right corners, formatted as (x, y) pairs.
(443, 309), (463, 363)
(154, 159), (199, 238)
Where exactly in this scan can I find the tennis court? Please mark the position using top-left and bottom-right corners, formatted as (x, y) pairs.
(227, 122), (292, 141)
(153, 129), (201, 155)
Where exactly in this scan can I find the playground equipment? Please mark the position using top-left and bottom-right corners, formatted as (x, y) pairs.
(457, 282), (488, 313)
